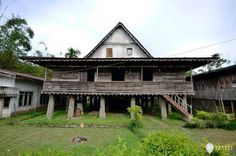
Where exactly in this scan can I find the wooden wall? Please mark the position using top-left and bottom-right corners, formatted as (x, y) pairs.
(47, 67), (192, 95)
(193, 74), (236, 100)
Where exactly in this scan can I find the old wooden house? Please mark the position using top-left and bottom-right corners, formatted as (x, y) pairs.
(0, 69), (45, 117)
(191, 65), (236, 114)
(22, 22), (215, 120)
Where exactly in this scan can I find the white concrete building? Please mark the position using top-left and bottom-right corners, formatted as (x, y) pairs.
(0, 69), (44, 118)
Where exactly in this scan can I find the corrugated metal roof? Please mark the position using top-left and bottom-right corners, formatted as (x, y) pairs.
(0, 68), (44, 81)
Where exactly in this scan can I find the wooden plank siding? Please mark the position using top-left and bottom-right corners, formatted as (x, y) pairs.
(44, 68), (193, 95)
(43, 81), (193, 95)
(194, 74), (236, 100)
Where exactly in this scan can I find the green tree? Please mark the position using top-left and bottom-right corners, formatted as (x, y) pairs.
(0, 16), (34, 56)
(198, 53), (230, 73)
(65, 47), (81, 58)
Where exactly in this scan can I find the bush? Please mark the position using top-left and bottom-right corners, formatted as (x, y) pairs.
(196, 111), (213, 120)
(225, 120), (236, 130)
(138, 131), (205, 156)
(213, 113), (231, 128)
(185, 111), (235, 130)
(127, 105), (143, 131)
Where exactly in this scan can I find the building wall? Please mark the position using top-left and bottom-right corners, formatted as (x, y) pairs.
(14, 79), (42, 112)
(193, 73), (236, 100)
(153, 71), (186, 82)
(89, 28), (148, 58)
(0, 74), (15, 87)
(1, 77), (43, 117)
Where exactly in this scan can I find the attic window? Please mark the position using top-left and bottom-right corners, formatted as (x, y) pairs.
(106, 48), (113, 58)
(127, 48), (133, 56)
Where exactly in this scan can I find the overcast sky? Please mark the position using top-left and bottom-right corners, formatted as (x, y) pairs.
(2, 0), (236, 61)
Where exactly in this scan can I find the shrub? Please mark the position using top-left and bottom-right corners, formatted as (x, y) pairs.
(138, 131), (205, 156)
(196, 111), (213, 120)
(213, 113), (231, 128)
(127, 105), (143, 131)
(225, 120), (236, 130)
(185, 111), (236, 130)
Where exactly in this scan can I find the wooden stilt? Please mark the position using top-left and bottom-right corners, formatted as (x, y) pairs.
(68, 95), (75, 119)
(99, 96), (106, 119)
(46, 94), (55, 119)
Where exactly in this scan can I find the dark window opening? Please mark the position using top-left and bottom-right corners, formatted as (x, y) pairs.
(87, 70), (95, 82)
(143, 68), (153, 81)
(4, 97), (10, 108)
(112, 68), (125, 81)
(28, 92), (33, 106)
(19, 93), (23, 106)
(40, 94), (49, 105)
(19, 91), (33, 107)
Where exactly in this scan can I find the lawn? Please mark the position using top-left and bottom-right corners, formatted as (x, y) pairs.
(0, 111), (235, 155)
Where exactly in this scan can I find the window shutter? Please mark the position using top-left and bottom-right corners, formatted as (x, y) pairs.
(106, 48), (113, 58)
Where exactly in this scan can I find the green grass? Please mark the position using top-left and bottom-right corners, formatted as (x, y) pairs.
(0, 111), (235, 155)
(16, 111), (130, 127)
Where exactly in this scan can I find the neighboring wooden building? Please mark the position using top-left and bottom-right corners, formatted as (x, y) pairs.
(22, 22), (215, 120)
(191, 65), (236, 114)
(0, 69), (45, 117)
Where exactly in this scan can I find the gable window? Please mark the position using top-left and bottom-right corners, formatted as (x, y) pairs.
(19, 91), (33, 107)
(112, 68), (125, 81)
(127, 48), (133, 56)
(143, 68), (153, 81)
(106, 48), (113, 58)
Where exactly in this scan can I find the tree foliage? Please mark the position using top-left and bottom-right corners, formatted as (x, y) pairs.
(0, 16), (49, 78)
(198, 53), (230, 73)
(0, 16), (34, 56)
(65, 47), (81, 58)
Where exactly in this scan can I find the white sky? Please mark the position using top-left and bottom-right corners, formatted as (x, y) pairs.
(2, 0), (236, 62)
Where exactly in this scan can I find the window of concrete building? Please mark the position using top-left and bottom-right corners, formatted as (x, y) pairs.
(112, 68), (125, 81)
(19, 91), (33, 107)
(3, 97), (10, 108)
(19, 92), (23, 106)
(143, 68), (153, 81)
(106, 48), (113, 58)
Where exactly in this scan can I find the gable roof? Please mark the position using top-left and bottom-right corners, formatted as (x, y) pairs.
(84, 22), (153, 58)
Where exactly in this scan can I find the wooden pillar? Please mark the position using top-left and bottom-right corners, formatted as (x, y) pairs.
(231, 101), (235, 115)
(130, 96), (136, 119)
(182, 95), (188, 110)
(0, 98), (4, 118)
(67, 95), (75, 119)
(99, 96), (106, 119)
(46, 94), (55, 119)
(168, 104), (172, 114)
(159, 97), (167, 120)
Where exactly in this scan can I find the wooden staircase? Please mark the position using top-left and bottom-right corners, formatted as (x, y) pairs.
(162, 95), (192, 119)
